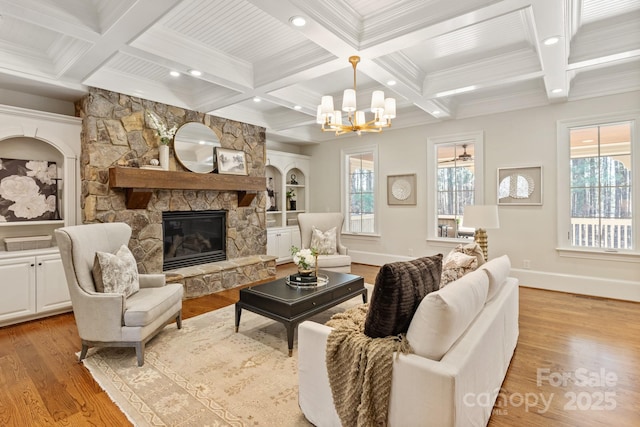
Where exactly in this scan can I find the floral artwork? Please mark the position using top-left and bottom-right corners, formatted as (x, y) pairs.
(0, 158), (58, 222)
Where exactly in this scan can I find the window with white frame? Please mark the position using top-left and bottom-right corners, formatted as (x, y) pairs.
(559, 118), (635, 251)
(342, 147), (377, 234)
(427, 132), (484, 240)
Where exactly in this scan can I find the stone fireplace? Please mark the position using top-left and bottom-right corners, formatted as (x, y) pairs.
(75, 88), (275, 297)
(162, 210), (226, 270)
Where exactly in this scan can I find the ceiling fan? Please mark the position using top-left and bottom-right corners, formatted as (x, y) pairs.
(438, 144), (474, 164)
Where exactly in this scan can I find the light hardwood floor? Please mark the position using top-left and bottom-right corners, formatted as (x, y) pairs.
(0, 263), (638, 426)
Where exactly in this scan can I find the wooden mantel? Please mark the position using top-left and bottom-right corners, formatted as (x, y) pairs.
(109, 167), (266, 209)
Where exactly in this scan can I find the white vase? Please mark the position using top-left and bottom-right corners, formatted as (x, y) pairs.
(159, 145), (170, 170)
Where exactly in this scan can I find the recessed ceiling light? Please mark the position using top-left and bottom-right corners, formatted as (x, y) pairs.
(199, 140), (206, 145)
(432, 110), (440, 115)
(582, 139), (594, 143)
(289, 16), (306, 27)
(293, 105), (302, 110)
(170, 71), (180, 77)
(387, 80), (397, 86)
(543, 36), (560, 46)
(551, 88), (563, 94)
(189, 69), (202, 76)
(253, 97), (261, 102)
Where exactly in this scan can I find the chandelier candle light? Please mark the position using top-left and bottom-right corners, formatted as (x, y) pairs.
(317, 56), (396, 136)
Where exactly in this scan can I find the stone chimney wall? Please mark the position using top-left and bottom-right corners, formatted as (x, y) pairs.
(75, 88), (267, 274)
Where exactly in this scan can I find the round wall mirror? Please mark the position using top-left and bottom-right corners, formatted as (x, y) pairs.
(173, 122), (220, 173)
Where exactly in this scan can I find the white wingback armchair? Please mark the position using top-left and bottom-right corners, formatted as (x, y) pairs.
(297, 212), (351, 273)
(55, 222), (184, 366)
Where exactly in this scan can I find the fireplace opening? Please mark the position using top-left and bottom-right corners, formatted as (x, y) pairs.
(162, 210), (226, 270)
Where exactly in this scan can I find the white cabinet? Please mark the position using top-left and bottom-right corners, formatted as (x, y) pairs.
(267, 227), (302, 264)
(36, 253), (70, 313)
(0, 250), (71, 327)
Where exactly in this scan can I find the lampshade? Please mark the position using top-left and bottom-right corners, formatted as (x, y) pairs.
(462, 205), (500, 229)
(371, 90), (385, 112)
(342, 89), (356, 112)
(321, 96), (334, 115)
(383, 98), (396, 119)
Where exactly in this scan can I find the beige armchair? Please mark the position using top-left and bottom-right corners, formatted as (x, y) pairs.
(298, 212), (351, 273)
(55, 223), (183, 366)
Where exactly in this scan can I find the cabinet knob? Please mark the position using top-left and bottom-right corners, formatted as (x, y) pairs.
(38, 262), (42, 266)
(30, 263), (35, 267)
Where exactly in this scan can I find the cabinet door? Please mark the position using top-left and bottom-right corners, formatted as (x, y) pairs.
(36, 254), (71, 312)
(0, 257), (37, 323)
(267, 229), (293, 263)
(291, 227), (301, 250)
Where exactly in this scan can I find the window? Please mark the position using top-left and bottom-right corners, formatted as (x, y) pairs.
(342, 147), (377, 234)
(558, 113), (638, 256)
(427, 132), (484, 241)
(570, 122), (632, 249)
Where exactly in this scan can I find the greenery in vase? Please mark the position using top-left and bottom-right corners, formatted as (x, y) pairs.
(290, 246), (316, 270)
(286, 189), (296, 201)
(147, 111), (177, 145)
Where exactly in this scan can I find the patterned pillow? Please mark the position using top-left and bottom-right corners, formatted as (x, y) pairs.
(363, 254), (443, 338)
(440, 249), (479, 288)
(310, 226), (337, 255)
(92, 244), (139, 297)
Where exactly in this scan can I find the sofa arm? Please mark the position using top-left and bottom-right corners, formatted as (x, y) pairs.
(72, 291), (127, 342)
(299, 321), (459, 427)
(298, 321), (342, 427)
(139, 274), (167, 288)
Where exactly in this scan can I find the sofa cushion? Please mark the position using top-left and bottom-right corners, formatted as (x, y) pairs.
(310, 226), (337, 255)
(407, 268), (489, 360)
(364, 254), (443, 338)
(124, 283), (183, 327)
(316, 254), (351, 268)
(92, 244), (139, 297)
(480, 255), (511, 302)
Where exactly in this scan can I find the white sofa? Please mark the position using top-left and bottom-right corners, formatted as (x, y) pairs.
(298, 255), (519, 427)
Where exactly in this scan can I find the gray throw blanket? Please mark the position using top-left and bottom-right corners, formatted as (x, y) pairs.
(325, 304), (411, 427)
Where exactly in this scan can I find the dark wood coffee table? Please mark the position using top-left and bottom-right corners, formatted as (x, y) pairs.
(235, 270), (367, 356)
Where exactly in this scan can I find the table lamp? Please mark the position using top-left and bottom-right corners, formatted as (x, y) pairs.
(462, 205), (500, 260)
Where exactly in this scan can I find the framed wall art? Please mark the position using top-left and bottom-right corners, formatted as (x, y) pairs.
(214, 148), (247, 176)
(497, 165), (543, 205)
(0, 158), (59, 221)
(387, 173), (417, 205)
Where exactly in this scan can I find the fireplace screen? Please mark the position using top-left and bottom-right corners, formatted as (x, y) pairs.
(162, 210), (226, 270)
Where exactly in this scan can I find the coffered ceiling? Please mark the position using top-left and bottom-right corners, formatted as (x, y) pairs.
(0, 0), (638, 144)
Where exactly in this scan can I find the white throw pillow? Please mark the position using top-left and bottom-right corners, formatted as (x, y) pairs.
(310, 226), (337, 255)
(92, 244), (140, 297)
(406, 268), (489, 361)
(480, 254), (511, 302)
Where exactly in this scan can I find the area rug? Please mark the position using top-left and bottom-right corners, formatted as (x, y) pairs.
(81, 288), (371, 426)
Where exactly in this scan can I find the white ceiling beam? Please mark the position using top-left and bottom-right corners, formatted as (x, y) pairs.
(529, 0), (569, 101)
(61, 0), (183, 82)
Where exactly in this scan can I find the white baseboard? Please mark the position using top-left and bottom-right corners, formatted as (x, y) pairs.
(511, 269), (640, 302)
(349, 250), (413, 266)
(350, 250), (640, 302)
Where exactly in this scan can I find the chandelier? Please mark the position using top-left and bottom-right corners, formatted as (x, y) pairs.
(317, 56), (396, 136)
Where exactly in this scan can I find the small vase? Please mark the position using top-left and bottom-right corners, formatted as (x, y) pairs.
(159, 144), (170, 170)
(298, 267), (313, 277)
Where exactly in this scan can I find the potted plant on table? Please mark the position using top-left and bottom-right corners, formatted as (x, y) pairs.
(290, 246), (317, 276)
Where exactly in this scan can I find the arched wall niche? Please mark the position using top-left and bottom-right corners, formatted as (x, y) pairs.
(0, 105), (82, 240)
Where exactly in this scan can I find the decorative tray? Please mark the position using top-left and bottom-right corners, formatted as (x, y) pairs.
(285, 274), (329, 288)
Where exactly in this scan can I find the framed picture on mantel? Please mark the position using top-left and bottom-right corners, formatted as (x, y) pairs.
(214, 148), (247, 176)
